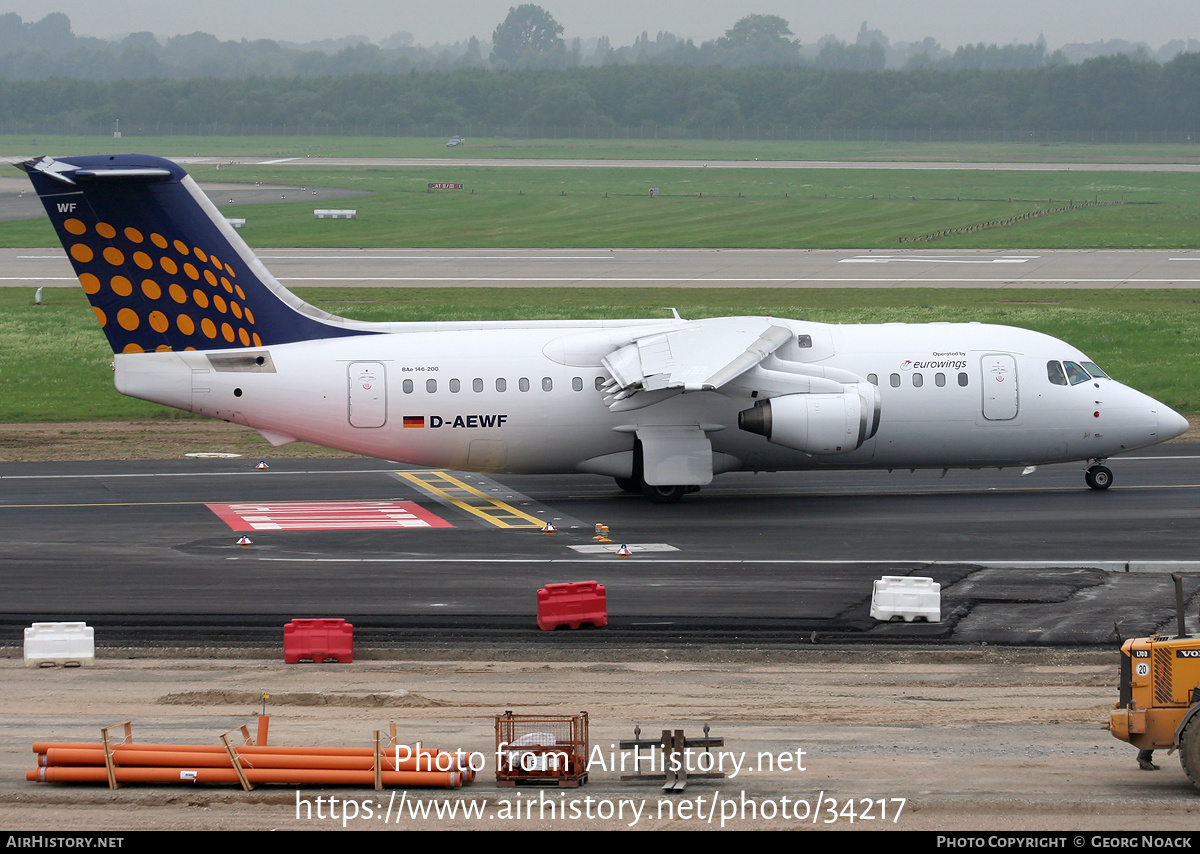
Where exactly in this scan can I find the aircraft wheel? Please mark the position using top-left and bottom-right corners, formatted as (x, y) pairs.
(1180, 709), (1200, 792)
(1085, 465), (1113, 490)
(641, 483), (686, 504)
(613, 477), (640, 494)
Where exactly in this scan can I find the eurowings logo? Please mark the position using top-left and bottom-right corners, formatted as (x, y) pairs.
(902, 357), (968, 370)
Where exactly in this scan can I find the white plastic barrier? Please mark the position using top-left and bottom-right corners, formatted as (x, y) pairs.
(225, 218), (246, 229)
(314, 209), (357, 219)
(870, 576), (941, 623)
(24, 622), (95, 667)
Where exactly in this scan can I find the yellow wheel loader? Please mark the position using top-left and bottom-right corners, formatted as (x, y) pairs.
(1109, 574), (1200, 788)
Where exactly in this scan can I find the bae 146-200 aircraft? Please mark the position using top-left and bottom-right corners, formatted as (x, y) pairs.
(20, 154), (1190, 502)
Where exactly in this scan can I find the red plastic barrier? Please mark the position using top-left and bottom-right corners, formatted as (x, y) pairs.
(536, 581), (608, 631)
(283, 619), (353, 663)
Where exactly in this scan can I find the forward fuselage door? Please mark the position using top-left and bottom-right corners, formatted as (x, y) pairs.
(348, 362), (387, 428)
(980, 353), (1018, 421)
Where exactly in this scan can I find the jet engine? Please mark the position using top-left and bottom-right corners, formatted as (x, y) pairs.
(737, 384), (880, 455)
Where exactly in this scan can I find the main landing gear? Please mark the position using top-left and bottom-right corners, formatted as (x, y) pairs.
(640, 484), (688, 504)
(613, 476), (689, 503)
(1085, 461), (1113, 490)
(615, 441), (698, 503)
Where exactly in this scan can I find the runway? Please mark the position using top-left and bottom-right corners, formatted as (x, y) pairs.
(2, 446), (1197, 646)
(7, 247), (1200, 289)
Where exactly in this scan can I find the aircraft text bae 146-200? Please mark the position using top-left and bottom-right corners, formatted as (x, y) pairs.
(21, 154), (1189, 503)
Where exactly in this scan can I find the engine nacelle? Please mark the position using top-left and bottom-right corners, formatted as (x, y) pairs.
(738, 385), (880, 455)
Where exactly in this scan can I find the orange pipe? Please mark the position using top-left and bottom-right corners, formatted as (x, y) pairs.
(42, 748), (465, 773)
(28, 766), (461, 787)
(35, 742), (458, 760)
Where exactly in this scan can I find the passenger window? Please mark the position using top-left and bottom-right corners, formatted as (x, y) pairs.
(426, 379), (437, 393)
(867, 373), (878, 385)
(572, 377), (583, 392)
(889, 374), (900, 388)
(402, 379), (413, 394)
(1047, 361), (1068, 386)
(472, 378), (483, 393)
(595, 377), (605, 391)
(496, 378), (507, 392)
(449, 378), (460, 393)
(518, 377), (530, 392)
(958, 372), (969, 387)
(1064, 361), (1090, 385)
(935, 372), (946, 387)
(542, 377), (553, 392)
(912, 373), (923, 388)
(797, 334), (812, 348)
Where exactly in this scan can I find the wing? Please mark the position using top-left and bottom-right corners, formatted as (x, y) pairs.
(600, 316), (795, 411)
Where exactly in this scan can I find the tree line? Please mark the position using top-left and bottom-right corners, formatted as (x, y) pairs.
(2, 54), (1199, 136)
(0, 9), (1197, 81)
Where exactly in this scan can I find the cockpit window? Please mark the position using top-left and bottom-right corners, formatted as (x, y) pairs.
(1063, 361), (1091, 385)
(1046, 361), (1068, 386)
(1081, 361), (1109, 379)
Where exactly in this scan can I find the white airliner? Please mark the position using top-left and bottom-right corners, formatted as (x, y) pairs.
(21, 154), (1189, 502)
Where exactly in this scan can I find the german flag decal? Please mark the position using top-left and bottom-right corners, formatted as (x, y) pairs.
(403, 416), (425, 428)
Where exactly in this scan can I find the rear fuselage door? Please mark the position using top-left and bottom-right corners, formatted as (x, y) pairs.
(348, 362), (387, 428)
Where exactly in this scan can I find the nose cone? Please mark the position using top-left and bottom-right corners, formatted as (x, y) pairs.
(1104, 385), (1189, 453)
(1160, 407), (1190, 441)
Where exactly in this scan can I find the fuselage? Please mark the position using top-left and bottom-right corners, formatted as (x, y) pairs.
(114, 315), (1185, 477)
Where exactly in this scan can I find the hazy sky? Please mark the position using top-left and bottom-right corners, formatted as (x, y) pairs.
(6, 0), (1194, 49)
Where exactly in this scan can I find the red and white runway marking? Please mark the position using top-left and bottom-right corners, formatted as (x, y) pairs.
(206, 501), (453, 531)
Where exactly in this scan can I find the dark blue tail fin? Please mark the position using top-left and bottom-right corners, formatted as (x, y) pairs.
(21, 154), (371, 353)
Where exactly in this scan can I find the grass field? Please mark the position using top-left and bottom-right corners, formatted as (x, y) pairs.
(4, 134), (1200, 163)
(3, 161), (1197, 250)
(2, 286), (1197, 423)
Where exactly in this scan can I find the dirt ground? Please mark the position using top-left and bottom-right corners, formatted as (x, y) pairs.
(3, 646), (1200, 832)
(0, 420), (357, 462)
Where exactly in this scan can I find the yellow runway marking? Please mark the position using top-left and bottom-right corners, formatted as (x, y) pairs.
(396, 471), (545, 529)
